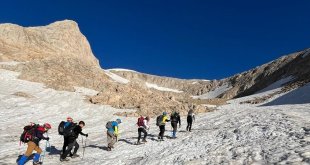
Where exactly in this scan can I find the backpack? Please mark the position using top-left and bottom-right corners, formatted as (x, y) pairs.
(58, 121), (65, 135)
(20, 124), (39, 143)
(106, 121), (113, 129)
(63, 123), (77, 137)
(156, 115), (163, 126)
(137, 117), (145, 127)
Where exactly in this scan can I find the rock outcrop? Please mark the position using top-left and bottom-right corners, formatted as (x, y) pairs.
(0, 20), (99, 66)
(90, 82), (208, 117)
(0, 20), (111, 91)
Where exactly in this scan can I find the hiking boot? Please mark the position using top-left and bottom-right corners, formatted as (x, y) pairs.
(107, 147), (112, 151)
(136, 141), (142, 145)
(33, 161), (42, 165)
(142, 139), (147, 142)
(60, 158), (70, 162)
(71, 154), (80, 158)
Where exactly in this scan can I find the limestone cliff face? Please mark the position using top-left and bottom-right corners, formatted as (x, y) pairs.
(0, 20), (110, 91)
(0, 20), (99, 66)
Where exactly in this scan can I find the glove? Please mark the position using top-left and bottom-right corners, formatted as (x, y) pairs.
(45, 137), (50, 141)
(85, 134), (88, 137)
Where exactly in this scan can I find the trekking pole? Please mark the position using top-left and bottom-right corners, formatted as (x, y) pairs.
(40, 140), (48, 163)
(40, 132), (50, 163)
(82, 136), (87, 160)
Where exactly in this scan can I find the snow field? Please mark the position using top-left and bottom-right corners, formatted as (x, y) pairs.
(0, 69), (309, 164)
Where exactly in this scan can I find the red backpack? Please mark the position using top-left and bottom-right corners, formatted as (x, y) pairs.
(137, 117), (145, 127)
(20, 123), (41, 143)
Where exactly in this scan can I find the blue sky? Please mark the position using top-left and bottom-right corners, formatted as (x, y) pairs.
(1, 1), (309, 79)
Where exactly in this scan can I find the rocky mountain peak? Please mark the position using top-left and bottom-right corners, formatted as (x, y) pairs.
(0, 20), (99, 67)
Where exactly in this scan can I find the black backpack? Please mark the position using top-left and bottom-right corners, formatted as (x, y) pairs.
(20, 124), (39, 143)
(156, 115), (163, 126)
(58, 121), (65, 135)
(63, 123), (77, 137)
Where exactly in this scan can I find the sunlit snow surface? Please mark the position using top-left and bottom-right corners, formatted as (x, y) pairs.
(0, 68), (309, 165)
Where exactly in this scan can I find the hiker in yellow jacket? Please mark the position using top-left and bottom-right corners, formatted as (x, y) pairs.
(157, 112), (170, 141)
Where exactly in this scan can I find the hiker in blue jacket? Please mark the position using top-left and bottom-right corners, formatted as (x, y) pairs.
(106, 119), (122, 151)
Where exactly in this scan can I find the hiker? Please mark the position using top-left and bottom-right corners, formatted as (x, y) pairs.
(106, 118), (122, 151)
(137, 116), (150, 144)
(186, 109), (195, 132)
(61, 117), (74, 154)
(170, 111), (181, 138)
(18, 123), (51, 165)
(157, 112), (170, 141)
(60, 121), (88, 162)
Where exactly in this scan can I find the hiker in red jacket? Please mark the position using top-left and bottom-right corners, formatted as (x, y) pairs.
(18, 123), (51, 165)
(136, 116), (150, 144)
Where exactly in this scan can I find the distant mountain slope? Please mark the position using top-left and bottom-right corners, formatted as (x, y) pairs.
(111, 48), (310, 102)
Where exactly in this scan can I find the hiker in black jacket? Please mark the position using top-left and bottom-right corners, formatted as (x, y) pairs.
(187, 109), (195, 132)
(62, 117), (74, 154)
(170, 111), (181, 138)
(60, 121), (88, 162)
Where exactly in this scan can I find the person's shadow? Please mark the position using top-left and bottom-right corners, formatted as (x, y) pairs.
(147, 134), (160, 142)
(47, 145), (62, 155)
(118, 138), (135, 145)
(87, 144), (109, 151)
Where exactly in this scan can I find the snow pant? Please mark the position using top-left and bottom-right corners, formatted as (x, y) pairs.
(107, 131), (117, 148)
(25, 141), (42, 156)
(137, 128), (147, 142)
(171, 122), (178, 138)
(62, 136), (69, 153)
(61, 140), (79, 159)
(158, 125), (165, 139)
(187, 119), (193, 131)
(19, 141), (42, 165)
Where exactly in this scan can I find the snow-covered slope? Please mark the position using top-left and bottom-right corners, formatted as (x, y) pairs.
(145, 82), (183, 93)
(0, 68), (309, 165)
(105, 70), (130, 84)
(263, 82), (310, 106)
(256, 76), (293, 94)
(192, 84), (232, 99)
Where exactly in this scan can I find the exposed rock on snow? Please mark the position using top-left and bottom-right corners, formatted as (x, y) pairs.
(12, 91), (35, 98)
(89, 82), (207, 117)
